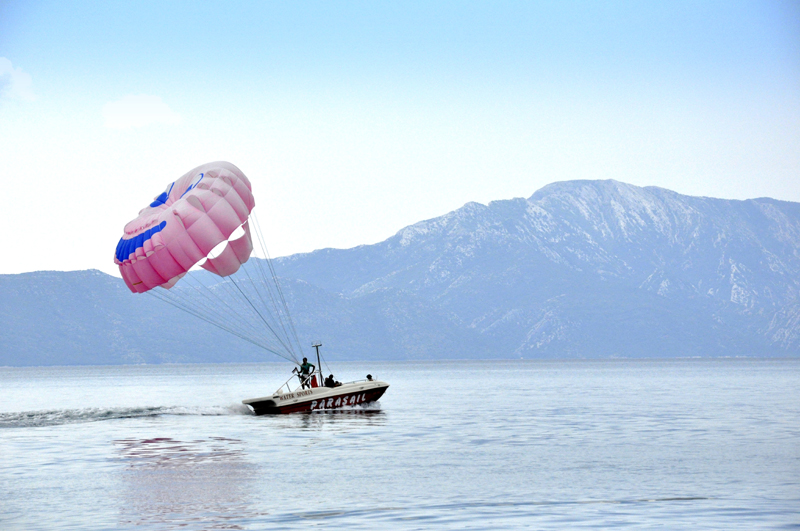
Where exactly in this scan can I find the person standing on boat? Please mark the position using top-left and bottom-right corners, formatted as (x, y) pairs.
(296, 358), (315, 389)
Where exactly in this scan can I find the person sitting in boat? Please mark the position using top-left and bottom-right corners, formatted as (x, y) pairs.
(366, 374), (373, 381)
(295, 358), (315, 389)
(324, 374), (342, 388)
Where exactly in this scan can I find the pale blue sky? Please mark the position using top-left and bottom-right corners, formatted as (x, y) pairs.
(1, 1), (798, 275)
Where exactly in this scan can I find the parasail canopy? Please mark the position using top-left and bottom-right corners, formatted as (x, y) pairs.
(114, 161), (305, 365)
(115, 161), (256, 293)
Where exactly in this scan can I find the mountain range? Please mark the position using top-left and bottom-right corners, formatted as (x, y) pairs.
(2, 180), (799, 366)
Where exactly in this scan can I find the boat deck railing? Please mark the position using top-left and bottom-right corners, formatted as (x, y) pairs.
(349, 377), (378, 384)
(274, 371), (317, 395)
(274, 372), (379, 395)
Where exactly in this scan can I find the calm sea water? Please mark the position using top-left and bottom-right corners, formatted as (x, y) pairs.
(0, 359), (798, 530)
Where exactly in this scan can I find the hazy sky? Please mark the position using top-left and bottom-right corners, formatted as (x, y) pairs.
(1, 1), (798, 276)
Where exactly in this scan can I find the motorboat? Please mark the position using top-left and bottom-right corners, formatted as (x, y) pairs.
(242, 374), (389, 415)
(242, 343), (389, 415)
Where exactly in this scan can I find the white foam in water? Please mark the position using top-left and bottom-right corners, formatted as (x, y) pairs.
(340, 401), (382, 412)
(0, 404), (251, 428)
(0, 401), (383, 427)
(227, 402), (254, 415)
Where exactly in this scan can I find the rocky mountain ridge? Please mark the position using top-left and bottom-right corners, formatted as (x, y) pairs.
(275, 179), (800, 357)
(2, 179), (798, 366)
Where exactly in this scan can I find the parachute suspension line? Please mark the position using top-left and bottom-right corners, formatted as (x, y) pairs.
(209, 274), (294, 358)
(243, 219), (289, 340)
(147, 288), (257, 350)
(169, 275), (266, 346)
(237, 258), (298, 362)
(146, 272), (296, 363)
(254, 215), (304, 356)
(243, 255), (300, 362)
(252, 211), (305, 358)
(138, 222), (306, 365)
(229, 276), (298, 362)
(180, 272), (276, 349)
(151, 278), (283, 358)
(145, 289), (297, 363)
(249, 257), (300, 360)
(155, 282), (238, 336)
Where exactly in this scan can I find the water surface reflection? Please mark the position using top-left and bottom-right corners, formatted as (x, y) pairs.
(115, 437), (258, 529)
(253, 408), (387, 432)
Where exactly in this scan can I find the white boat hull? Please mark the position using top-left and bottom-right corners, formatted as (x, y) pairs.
(243, 380), (389, 415)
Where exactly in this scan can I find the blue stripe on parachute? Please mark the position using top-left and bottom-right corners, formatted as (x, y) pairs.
(150, 192), (169, 207)
(149, 182), (175, 207)
(115, 221), (167, 262)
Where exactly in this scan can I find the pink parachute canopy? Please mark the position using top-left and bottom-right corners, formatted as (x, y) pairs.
(114, 161), (256, 293)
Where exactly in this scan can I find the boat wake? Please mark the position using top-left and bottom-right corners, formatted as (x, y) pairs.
(335, 401), (383, 412)
(0, 404), (251, 428)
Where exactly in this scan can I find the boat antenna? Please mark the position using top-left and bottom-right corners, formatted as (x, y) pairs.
(312, 342), (322, 387)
